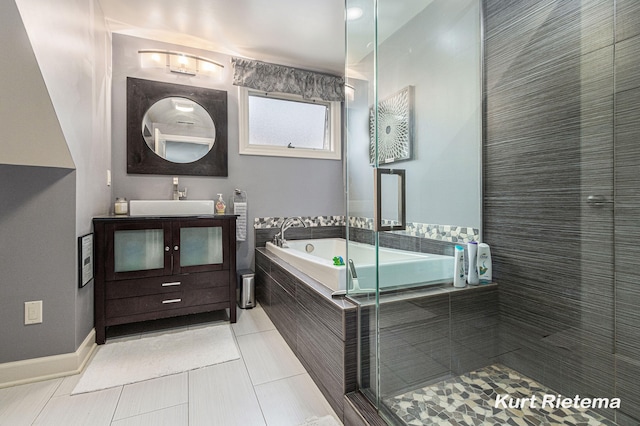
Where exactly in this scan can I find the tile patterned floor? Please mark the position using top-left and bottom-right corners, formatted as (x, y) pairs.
(0, 305), (341, 426)
(386, 364), (617, 426)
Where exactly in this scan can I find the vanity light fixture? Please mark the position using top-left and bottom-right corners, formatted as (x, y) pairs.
(138, 49), (224, 77)
(174, 104), (194, 112)
(172, 98), (195, 112)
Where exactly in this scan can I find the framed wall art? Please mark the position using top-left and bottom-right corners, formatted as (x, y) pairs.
(369, 86), (413, 164)
(78, 233), (94, 288)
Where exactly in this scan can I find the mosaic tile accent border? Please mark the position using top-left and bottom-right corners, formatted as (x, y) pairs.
(254, 216), (478, 243)
(254, 215), (345, 229)
(349, 217), (480, 243)
(386, 364), (616, 426)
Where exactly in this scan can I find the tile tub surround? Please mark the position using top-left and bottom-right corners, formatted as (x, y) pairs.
(348, 217), (480, 244)
(254, 218), (345, 249)
(254, 217), (470, 270)
(354, 284), (499, 401)
(254, 216), (346, 229)
(253, 216), (479, 250)
(255, 247), (358, 420)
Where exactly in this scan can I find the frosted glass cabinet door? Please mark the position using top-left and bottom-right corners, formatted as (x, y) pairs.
(180, 227), (223, 266)
(174, 218), (229, 273)
(114, 229), (165, 272)
(105, 221), (172, 280)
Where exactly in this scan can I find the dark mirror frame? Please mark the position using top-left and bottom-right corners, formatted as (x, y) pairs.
(127, 77), (228, 176)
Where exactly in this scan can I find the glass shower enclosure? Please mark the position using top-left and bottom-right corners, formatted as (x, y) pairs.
(345, 0), (482, 423)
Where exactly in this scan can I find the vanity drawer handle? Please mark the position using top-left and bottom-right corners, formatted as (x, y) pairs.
(162, 298), (182, 304)
(161, 282), (181, 287)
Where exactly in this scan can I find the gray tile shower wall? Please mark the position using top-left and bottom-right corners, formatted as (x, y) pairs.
(614, 4), (640, 423)
(484, 0), (639, 423)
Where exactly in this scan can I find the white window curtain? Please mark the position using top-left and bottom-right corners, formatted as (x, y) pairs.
(231, 57), (344, 102)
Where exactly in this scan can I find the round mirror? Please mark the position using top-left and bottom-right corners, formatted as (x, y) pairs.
(141, 97), (216, 163)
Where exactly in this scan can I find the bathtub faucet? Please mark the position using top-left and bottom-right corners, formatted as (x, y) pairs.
(273, 217), (307, 248)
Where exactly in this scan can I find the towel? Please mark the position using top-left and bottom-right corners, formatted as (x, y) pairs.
(234, 202), (247, 241)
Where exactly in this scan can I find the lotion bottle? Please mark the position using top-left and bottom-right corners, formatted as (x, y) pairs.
(477, 243), (492, 284)
(467, 242), (479, 285)
(215, 193), (226, 214)
(453, 245), (466, 288)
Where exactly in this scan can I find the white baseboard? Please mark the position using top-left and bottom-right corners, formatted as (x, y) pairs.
(0, 329), (97, 389)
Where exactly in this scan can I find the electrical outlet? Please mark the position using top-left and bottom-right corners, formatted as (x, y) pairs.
(24, 301), (42, 325)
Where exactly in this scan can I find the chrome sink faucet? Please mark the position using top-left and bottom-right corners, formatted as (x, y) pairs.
(172, 177), (188, 200)
(273, 217), (307, 248)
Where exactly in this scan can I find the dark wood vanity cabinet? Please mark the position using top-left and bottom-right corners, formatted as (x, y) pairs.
(93, 215), (237, 344)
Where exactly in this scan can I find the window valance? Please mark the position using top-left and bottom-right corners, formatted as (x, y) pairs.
(231, 57), (344, 102)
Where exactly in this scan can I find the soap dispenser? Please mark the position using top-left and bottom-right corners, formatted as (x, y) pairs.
(215, 193), (226, 214)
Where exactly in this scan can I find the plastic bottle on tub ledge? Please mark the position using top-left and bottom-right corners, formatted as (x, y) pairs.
(453, 245), (466, 288)
(467, 241), (479, 285)
(477, 243), (492, 284)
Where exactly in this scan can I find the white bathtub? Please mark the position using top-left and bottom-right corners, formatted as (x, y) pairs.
(265, 238), (454, 292)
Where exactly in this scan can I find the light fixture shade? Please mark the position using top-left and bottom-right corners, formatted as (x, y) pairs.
(197, 59), (222, 76)
(139, 50), (224, 78)
(169, 54), (197, 75)
(139, 51), (166, 69)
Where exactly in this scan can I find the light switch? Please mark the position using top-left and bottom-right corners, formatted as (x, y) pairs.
(24, 301), (42, 325)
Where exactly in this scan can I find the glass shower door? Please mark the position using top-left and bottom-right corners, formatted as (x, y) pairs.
(346, 0), (483, 422)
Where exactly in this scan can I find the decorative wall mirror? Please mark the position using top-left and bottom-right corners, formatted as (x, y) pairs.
(127, 77), (228, 176)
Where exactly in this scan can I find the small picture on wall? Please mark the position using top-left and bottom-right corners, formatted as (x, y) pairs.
(369, 85), (414, 165)
(78, 233), (93, 288)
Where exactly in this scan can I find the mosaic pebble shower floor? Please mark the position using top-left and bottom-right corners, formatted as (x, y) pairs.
(386, 364), (617, 426)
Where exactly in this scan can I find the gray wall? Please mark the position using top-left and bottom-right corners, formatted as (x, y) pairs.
(0, 0), (111, 363)
(347, 0), (482, 230)
(0, 166), (77, 363)
(111, 34), (345, 270)
(485, 1), (639, 423)
(17, 0), (113, 350)
(0, 0), (74, 170)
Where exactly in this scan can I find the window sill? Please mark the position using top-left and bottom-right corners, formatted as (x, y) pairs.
(239, 145), (341, 160)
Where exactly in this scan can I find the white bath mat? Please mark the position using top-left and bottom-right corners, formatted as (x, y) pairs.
(72, 324), (239, 395)
(299, 415), (342, 426)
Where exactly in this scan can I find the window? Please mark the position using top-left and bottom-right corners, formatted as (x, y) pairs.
(238, 88), (341, 160)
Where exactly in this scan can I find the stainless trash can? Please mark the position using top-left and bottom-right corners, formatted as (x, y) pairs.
(237, 269), (255, 309)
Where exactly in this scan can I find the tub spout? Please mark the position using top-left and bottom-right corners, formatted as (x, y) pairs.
(273, 217), (307, 247)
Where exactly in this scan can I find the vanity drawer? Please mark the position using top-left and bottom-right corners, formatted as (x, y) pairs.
(106, 291), (184, 318)
(106, 271), (230, 299)
(105, 286), (230, 319)
(183, 286), (230, 306)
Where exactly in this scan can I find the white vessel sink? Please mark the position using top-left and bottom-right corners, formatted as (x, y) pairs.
(129, 200), (215, 216)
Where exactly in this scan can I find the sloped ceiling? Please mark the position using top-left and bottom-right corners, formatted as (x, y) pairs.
(99, 0), (346, 75)
(98, 0), (433, 76)
(0, 0), (74, 170)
